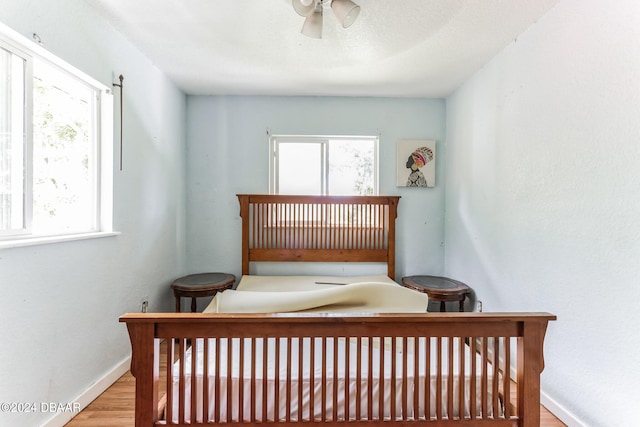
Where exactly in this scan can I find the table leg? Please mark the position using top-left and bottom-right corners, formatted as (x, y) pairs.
(190, 297), (197, 313)
(175, 296), (181, 313)
(440, 301), (446, 312)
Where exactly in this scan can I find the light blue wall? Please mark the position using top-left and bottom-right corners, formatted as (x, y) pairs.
(0, 1), (186, 426)
(445, 0), (640, 425)
(186, 96), (446, 284)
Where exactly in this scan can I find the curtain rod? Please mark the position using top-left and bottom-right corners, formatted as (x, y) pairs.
(112, 74), (124, 170)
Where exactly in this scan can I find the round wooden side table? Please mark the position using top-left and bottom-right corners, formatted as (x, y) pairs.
(171, 272), (235, 312)
(401, 275), (471, 312)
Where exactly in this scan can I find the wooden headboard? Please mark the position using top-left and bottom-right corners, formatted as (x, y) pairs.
(237, 194), (400, 279)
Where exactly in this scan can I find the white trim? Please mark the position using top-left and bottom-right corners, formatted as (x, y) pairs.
(476, 338), (585, 427)
(0, 231), (120, 249)
(0, 22), (107, 93)
(40, 355), (131, 427)
(99, 89), (114, 231)
(0, 36), (33, 237)
(0, 21), (114, 241)
(540, 391), (586, 427)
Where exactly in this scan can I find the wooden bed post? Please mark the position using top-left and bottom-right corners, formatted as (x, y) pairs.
(126, 322), (159, 427)
(517, 318), (549, 427)
(238, 194), (250, 276)
(387, 196), (399, 280)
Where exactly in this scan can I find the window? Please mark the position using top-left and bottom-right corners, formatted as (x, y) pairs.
(0, 24), (113, 245)
(269, 135), (378, 195)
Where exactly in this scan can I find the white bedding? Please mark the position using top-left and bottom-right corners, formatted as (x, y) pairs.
(171, 336), (500, 422)
(205, 275), (428, 313)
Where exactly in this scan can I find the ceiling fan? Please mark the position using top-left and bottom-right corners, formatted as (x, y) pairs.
(292, 0), (361, 39)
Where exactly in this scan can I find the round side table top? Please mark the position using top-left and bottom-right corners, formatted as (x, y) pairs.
(171, 273), (235, 293)
(401, 275), (470, 301)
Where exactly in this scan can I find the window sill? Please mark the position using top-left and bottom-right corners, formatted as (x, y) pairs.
(0, 231), (121, 250)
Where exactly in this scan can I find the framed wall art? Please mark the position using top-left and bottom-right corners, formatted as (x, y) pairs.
(396, 139), (436, 187)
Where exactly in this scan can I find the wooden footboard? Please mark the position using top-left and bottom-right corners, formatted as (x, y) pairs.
(121, 312), (555, 427)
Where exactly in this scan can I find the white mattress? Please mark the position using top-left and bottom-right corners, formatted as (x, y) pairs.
(205, 275), (429, 313)
(235, 274), (400, 292)
(170, 336), (500, 422)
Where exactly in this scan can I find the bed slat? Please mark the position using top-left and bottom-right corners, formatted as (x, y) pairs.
(378, 337), (385, 420)
(470, 336), (477, 420)
(504, 337), (511, 419)
(165, 339), (173, 423)
(178, 339), (186, 424)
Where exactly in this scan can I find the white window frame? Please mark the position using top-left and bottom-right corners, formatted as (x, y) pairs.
(0, 22), (116, 249)
(0, 38), (32, 237)
(269, 134), (379, 196)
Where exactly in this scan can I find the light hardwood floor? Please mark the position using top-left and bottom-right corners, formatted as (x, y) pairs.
(66, 341), (566, 427)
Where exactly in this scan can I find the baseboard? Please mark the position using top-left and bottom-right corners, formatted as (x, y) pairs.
(540, 391), (586, 427)
(40, 355), (131, 427)
(480, 340), (585, 427)
(509, 363), (585, 426)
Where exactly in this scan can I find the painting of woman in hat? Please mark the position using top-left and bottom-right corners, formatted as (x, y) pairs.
(396, 140), (436, 187)
(405, 146), (433, 187)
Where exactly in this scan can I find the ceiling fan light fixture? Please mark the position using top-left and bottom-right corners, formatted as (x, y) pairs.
(331, 0), (360, 28)
(301, 8), (323, 39)
(292, 0), (318, 17)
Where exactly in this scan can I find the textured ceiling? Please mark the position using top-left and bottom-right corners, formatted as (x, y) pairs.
(84, 0), (559, 97)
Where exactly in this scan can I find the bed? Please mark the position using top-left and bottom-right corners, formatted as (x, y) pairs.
(120, 194), (555, 426)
